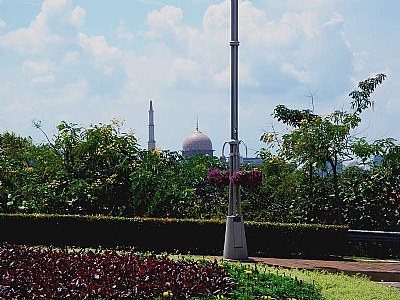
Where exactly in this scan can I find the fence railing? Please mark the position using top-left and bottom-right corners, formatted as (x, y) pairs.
(348, 229), (400, 243)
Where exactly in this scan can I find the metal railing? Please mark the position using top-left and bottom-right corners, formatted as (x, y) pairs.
(348, 229), (400, 243)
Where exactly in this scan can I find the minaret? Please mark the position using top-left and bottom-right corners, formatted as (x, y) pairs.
(147, 100), (156, 150)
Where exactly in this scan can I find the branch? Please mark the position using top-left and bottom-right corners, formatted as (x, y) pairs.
(32, 120), (62, 158)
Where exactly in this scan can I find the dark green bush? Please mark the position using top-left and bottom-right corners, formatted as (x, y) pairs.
(0, 213), (346, 258)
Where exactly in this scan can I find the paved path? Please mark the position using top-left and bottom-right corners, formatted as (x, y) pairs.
(249, 257), (400, 289)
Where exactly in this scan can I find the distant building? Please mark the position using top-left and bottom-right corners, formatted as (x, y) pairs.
(146, 102), (261, 162)
(241, 157), (263, 166)
(182, 120), (214, 157)
(147, 100), (156, 151)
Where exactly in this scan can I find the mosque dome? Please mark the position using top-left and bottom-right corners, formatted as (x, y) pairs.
(182, 122), (214, 157)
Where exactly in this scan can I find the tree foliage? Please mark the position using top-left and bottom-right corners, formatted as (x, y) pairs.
(0, 122), (229, 219)
(259, 74), (399, 229)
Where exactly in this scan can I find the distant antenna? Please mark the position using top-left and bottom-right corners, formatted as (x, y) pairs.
(148, 100), (156, 150)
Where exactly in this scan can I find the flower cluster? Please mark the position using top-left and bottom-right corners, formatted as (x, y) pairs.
(206, 168), (230, 187)
(230, 168), (262, 190)
(207, 168), (262, 190)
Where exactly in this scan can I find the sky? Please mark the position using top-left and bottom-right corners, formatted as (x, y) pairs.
(0, 0), (399, 157)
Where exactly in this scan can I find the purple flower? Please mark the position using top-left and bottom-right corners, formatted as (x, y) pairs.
(230, 168), (262, 190)
(206, 169), (229, 187)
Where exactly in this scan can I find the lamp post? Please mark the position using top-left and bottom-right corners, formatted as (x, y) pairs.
(223, 0), (248, 261)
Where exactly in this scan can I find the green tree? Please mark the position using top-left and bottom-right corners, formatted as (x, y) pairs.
(261, 74), (387, 223)
(0, 132), (35, 212)
(2, 119), (140, 215)
(130, 150), (227, 218)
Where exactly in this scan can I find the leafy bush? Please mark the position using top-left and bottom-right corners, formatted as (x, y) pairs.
(0, 244), (233, 299)
(130, 151), (227, 218)
(341, 164), (400, 230)
(0, 120), (139, 216)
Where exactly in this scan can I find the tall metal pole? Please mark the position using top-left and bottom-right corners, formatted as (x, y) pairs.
(223, 0), (248, 260)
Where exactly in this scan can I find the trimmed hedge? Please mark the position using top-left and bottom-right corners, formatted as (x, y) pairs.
(0, 213), (347, 258)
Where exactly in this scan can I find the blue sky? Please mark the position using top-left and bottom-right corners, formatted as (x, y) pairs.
(0, 0), (399, 156)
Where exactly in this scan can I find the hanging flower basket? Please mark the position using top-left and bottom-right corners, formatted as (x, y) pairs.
(206, 168), (230, 187)
(206, 168), (262, 190)
(230, 168), (262, 190)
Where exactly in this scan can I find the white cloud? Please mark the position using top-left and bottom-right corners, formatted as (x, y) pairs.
(134, 0), (353, 103)
(59, 79), (88, 104)
(145, 5), (198, 43)
(22, 60), (55, 85)
(78, 33), (121, 61)
(61, 51), (80, 65)
(30, 74), (55, 85)
(120, 49), (173, 99)
(239, 63), (260, 87)
(147, 5), (183, 28)
(116, 20), (134, 41)
(2, 0), (390, 152)
(167, 58), (201, 86)
(41, 0), (69, 12)
(324, 12), (344, 27)
(0, 19), (6, 30)
(0, 0), (84, 54)
(281, 63), (311, 84)
(0, 82), (12, 95)
(352, 50), (369, 73)
(385, 97), (400, 112)
(69, 5), (86, 27)
(0, 18), (56, 54)
(78, 32), (121, 74)
(202, 1), (229, 29)
(22, 60), (52, 75)
(213, 63), (259, 88)
(213, 66), (229, 88)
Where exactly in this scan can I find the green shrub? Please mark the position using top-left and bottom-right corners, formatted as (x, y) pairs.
(0, 213), (346, 258)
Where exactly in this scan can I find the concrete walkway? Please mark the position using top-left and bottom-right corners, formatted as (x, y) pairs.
(250, 256), (400, 289)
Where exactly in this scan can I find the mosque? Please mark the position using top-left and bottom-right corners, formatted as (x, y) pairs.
(147, 100), (214, 157)
(147, 101), (262, 165)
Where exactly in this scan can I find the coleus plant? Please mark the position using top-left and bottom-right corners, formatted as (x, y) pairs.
(0, 244), (233, 299)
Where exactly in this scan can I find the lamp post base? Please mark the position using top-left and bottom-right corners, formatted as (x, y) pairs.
(223, 215), (248, 260)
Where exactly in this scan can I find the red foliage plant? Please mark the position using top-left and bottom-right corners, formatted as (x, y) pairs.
(0, 244), (233, 299)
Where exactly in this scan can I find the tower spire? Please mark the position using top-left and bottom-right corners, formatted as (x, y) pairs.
(148, 100), (156, 150)
(196, 116), (199, 131)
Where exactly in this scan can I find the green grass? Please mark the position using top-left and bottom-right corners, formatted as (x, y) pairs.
(176, 255), (400, 300)
(292, 268), (400, 300)
(231, 264), (400, 300)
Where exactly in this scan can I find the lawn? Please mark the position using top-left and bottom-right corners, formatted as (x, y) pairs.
(236, 263), (400, 300)
(181, 255), (400, 300)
